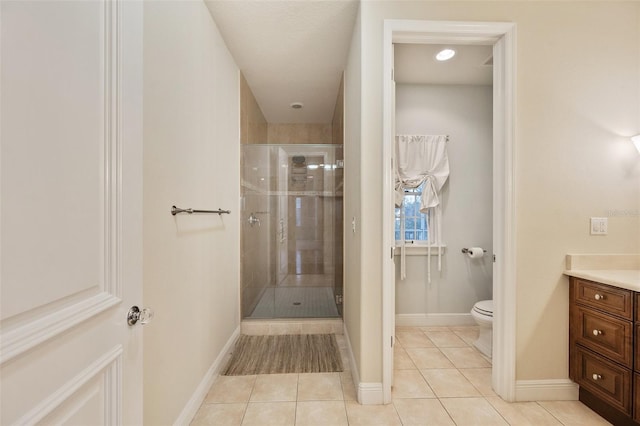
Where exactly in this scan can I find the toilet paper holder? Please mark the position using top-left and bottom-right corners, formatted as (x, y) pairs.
(461, 248), (487, 254)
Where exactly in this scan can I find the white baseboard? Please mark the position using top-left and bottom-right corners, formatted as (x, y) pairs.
(358, 382), (384, 405)
(342, 323), (384, 405)
(396, 313), (476, 327)
(515, 379), (578, 402)
(173, 325), (241, 426)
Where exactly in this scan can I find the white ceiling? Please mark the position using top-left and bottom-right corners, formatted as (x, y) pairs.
(394, 44), (493, 86)
(204, 2), (492, 124)
(205, 0), (359, 124)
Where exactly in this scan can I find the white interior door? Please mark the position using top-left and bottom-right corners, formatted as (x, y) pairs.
(1, 0), (143, 424)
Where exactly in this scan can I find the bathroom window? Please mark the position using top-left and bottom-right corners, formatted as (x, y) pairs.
(395, 186), (429, 244)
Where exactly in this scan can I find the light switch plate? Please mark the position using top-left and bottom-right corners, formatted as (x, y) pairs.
(590, 217), (608, 235)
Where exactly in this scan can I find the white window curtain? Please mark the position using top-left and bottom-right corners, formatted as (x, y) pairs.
(395, 134), (450, 282)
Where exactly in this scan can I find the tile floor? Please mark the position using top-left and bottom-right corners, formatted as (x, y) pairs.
(191, 326), (611, 425)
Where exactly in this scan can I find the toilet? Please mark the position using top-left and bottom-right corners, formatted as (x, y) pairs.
(470, 300), (493, 358)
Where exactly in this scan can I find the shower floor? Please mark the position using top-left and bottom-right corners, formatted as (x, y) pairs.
(248, 286), (340, 319)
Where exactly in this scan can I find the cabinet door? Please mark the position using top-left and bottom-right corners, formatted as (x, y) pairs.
(574, 279), (633, 320)
(575, 306), (633, 368)
(575, 347), (632, 415)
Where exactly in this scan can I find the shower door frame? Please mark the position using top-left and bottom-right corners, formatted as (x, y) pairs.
(382, 20), (517, 404)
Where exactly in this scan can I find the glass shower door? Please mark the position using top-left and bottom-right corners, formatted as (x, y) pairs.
(241, 144), (343, 320)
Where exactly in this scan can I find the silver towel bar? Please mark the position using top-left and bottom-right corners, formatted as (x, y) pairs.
(171, 205), (231, 216)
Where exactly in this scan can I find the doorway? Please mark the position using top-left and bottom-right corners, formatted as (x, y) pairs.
(382, 20), (517, 404)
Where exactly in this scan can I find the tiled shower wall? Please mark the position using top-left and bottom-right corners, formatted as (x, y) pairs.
(240, 73), (267, 144)
(267, 123), (332, 144)
(240, 73), (270, 316)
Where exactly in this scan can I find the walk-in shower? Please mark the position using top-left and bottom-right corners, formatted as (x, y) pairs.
(241, 144), (343, 319)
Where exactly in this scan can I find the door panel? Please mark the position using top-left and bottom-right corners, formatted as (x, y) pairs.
(1, 0), (143, 423)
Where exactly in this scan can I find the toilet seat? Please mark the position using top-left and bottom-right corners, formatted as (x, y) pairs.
(472, 300), (493, 318)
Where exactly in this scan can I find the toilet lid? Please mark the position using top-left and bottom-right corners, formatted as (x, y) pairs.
(473, 300), (493, 317)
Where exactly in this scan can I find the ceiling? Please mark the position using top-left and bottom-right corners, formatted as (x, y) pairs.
(394, 44), (493, 86)
(204, 0), (359, 124)
(204, 2), (493, 124)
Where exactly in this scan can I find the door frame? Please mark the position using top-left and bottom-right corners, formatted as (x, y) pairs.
(382, 20), (517, 403)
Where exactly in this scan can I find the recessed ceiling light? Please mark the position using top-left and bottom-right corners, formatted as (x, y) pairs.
(290, 102), (304, 109)
(435, 48), (456, 62)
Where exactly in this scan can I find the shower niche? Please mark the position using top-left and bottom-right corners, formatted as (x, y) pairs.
(241, 144), (343, 319)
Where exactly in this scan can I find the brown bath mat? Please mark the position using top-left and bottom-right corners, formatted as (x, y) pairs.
(223, 334), (344, 375)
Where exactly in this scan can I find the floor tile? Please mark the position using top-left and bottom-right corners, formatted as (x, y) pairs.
(486, 397), (562, 425)
(250, 374), (298, 402)
(405, 348), (454, 369)
(440, 347), (491, 368)
(344, 400), (402, 426)
(340, 348), (351, 372)
(340, 372), (357, 401)
(396, 331), (435, 348)
(459, 368), (497, 397)
(190, 403), (246, 426)
(448, 325), (479, 332)
(391, 369), (435, 399)
(242, 402), (296, 426)
(396, 326), (421, 333)
(297, 373), (343, 401)
(205, 375), (256, 403)
(418, 326), (452, 332)
(420, 369), (481, 398)
(536, 401), (613, 425)
(393, 399), (455, 426)
(451, 327), (480, 346)
(440, 397), (508, 425)
(295, 401), (348, 426)
(394, 347), (417, 370)
(423, 331), (468, 348)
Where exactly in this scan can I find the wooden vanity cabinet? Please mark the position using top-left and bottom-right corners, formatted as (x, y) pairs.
(569, 277), (640, 425)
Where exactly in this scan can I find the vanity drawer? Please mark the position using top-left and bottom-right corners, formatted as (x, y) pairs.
(575, 306), (633, 368)
(574, 279), (633, 320)
(575, 347), (632, 415)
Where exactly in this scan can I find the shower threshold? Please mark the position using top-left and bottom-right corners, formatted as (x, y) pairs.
(241, 318), (344, 336)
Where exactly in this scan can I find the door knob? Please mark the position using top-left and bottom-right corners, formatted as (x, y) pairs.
(127, 306), (154, 326)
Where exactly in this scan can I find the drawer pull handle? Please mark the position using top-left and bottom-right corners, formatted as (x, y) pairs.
(594, 293), (606, 301)
(592, 329), (603, 336)
(592, 374), (602, 381)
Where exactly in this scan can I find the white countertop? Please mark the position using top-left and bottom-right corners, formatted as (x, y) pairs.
(564, 253), (640, 291)
(564, 269), (640, 292)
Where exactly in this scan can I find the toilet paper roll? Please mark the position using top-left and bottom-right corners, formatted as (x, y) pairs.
(467, 247), (485, 259)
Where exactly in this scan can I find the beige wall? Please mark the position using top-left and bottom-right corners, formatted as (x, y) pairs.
(332, 75), (345, 146)
(241, 73), (267, 144)
(143, 1), (240, 423)
(353, 1), (640, 384)
(343, 6), (363, 379)
(333, 75), (345, 309)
